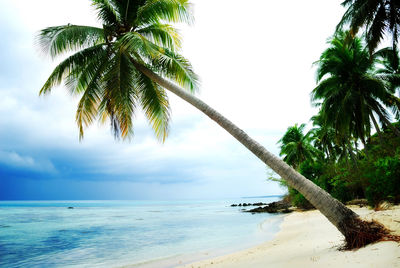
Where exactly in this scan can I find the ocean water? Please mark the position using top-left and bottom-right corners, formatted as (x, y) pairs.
(0, 197), (283, 268)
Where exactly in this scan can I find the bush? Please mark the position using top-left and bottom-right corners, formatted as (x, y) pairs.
(287, 187), (314, 209)
(329, 170), (354, 202)
(284, 160), (324, 209)
(364, 156), (400, 206)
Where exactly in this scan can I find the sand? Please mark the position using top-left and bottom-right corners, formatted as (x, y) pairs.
(179, 205), (400, 268)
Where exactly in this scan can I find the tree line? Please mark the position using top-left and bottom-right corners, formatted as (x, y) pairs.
(278, 12), (400, 208)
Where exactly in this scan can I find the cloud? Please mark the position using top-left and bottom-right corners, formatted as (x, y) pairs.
(0, 150), (56, 172)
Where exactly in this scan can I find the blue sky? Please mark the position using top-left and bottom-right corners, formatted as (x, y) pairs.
(0, 0), (345, 200)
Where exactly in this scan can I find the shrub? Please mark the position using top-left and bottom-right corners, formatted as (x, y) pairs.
(364, 156), (400, 206)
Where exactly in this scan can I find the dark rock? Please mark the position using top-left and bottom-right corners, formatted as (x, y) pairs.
(67, 207), (74, 209)
(230, 202), (269, 207)
(252, 202), (268, 206)
(244, 200), (292, 214)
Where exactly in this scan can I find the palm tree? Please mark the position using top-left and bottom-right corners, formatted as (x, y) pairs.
(38, 0), (386, 247)
(278, 124), (320, 170)
(312, 31), (400, 157)
(309, 114), (342, 161)
(337, 0), (400, 54)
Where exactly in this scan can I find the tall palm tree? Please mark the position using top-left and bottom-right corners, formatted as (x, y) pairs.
(338, 0), (400, 54)
(38, 0), (386, 247)
(278, 124), (320, 170)
(312, 31), (400, 155)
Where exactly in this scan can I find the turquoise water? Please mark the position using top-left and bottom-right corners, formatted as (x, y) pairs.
(0, 198), (283, 267)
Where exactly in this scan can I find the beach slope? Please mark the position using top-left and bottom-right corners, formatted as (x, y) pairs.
(180, 206), (400, 268)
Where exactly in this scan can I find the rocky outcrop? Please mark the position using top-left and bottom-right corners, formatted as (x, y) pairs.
(243, 200), (293, 214)
(230, 202), (268, 207)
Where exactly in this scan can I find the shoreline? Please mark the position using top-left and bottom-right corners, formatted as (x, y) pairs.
(179, 205), (400, 268)
(122, 213), (286, 268)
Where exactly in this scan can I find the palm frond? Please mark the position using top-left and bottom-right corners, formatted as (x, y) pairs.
(366, 3), (387, 54)
(92, 0), (121, 25)
(136, 0), (193, 26)
(37, 25), (105, 58)
(151, 49), (199, 92)
(39, 44), (107, 95)
(119, 32), (199, 92)
(136, 71), (171, 142)
(98, 49), (138, 139)
(137, 23), (182, 51)
(74, 51), (111, 139)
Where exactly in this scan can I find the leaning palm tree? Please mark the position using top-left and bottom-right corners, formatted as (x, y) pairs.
(38, 0), (389, 247)
(278, 124), (320, 170)
(338, 0), (400, 54)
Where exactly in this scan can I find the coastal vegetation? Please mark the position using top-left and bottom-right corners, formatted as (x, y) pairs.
(278, 30), (400, 211)
(37, 0), (400, 248)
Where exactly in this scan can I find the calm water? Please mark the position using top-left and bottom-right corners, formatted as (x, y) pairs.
(0, 197), (283, 268)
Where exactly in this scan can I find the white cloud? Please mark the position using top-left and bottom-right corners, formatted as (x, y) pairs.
(0, 150), (56, 172)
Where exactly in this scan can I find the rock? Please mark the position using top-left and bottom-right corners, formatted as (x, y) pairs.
(244, 200), (292, 214)
(67, 207), (74, 209)
(346, 199), (369, 207)
(252, 202), (268, 206)
(230, 202), (268, 207)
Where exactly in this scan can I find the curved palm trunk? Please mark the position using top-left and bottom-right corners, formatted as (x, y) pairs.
(131, 60), (376, 242)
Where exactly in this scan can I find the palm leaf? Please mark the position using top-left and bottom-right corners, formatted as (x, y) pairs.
(137, 23), (182, 51)
(119, 32), (199, 92)
(98, 49), (138, 139)
(39, 44), (107, 95)
(136, 0), (193, 26)
(92, 0), (121, 25)
(136, 71), (171, 142)
(37, 25), (105, 58)
(75, 50), (111, 139)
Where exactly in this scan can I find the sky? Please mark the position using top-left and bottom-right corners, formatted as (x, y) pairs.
(0, 0), (346, 200)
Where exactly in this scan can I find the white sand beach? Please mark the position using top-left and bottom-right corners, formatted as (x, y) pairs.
(179, 206), (400, 268)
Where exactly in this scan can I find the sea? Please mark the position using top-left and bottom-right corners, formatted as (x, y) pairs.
(0, 197), (283, 268)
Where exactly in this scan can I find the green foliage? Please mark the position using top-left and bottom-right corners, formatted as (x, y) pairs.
(38, 0), (198, 141)
(337, 0), (400, 54)
(278, 124), (320, 170)
(312, 31), (396, 152)
(274, 127), (400, 208)
(364, 155), (400, 206)
(273, 2), (400, 209)
(328, 167), (358, 202)
(287, 187), (313, 209)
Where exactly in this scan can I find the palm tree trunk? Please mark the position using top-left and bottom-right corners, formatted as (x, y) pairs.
(131, 60), (382, 245)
